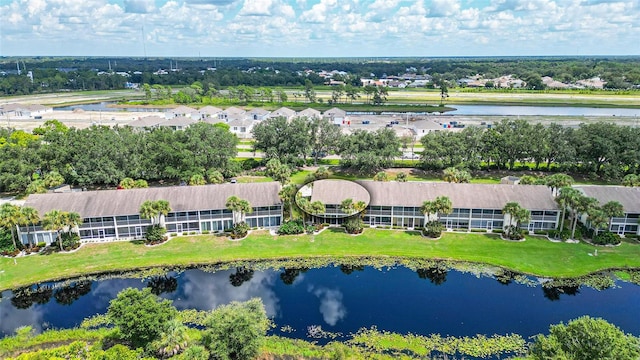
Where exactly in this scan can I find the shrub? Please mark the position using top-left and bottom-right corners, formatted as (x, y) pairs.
(504, 225), (525, 240)
(277, 219), (305, 235)
(423, 220), (444, 238)
(470, 228), (488, 233)
(549, 229), (570, 241)
(145, 224), (167, 244)
(202, 230), (210, 235)
(60, 232), (80, 250)
(592, 231), (622, 246)
(344, 217), (364, 234)
(36, 242), (46, 248)
(230, 222), (249, 239)
(373, 171), (388, 182)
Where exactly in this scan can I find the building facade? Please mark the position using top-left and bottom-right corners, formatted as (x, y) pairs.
(20, 183), (283, 245)
(575, 186), (640, 235)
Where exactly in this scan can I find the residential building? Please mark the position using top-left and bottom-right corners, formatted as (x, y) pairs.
(228, 118), (254, 138)
(575, 186), (640, 235)
(164, 106), (197, 119)
(196, 106), (223, 120)
(297, 108), (322, 120)
(323, 108), (347, 125)
(159, 116), (196, 130)
(19, 183), (283, 245)
(358, 182), (559, 231)
(269, 107), (296, 120)
(0, 103), (53, 119)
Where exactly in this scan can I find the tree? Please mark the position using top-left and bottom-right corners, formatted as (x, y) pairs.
(601, 200), (624, 233)
(309, 200), (325, 218)
(139, 200), (172, 227)
(119, 177), (136, 189)
(373, 171), (388, 181)
(150, 318), (190, 359)
(265, 158), (291, 185)
(556, 187), (581, 239)
(20, 206), (40, 248)
(42, 209), (65, 251)
(0, 203), (22, 249)
(303, 79), (316, 103)
(434, 196), (453, 218)
(545, 173), (574, 196)
(309, 118), (342, 166)
(529, 316), (640, 360)
(340, 198), (355, 216)
(203, 298), (271, 360)
(43, 171), (65, 189)
(107, 287), (178, 349)
(226, 196), (252, 224)
(622, 174), (640, 187)
(588, 208), (609, 237)
(206, 169), (225, 184)
(395, 172), (408, 182)
(279, 184), (298, 221)
(189, 174), (207, 186)
(570, 195), (598, 240)
(420, 200), (438, 222)
(442, 167), (471, 183)
(502, 202), (523, 238)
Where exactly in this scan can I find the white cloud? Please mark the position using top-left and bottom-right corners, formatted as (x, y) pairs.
(309, 286), (347, 326)
(123, 0), (155, 13)
(429, 0), (461, 17)
(239, 0), (274, 16)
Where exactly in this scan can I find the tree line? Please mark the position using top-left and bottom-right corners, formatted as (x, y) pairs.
(420, 120), (640, 180)
(0, 121), (238, 193)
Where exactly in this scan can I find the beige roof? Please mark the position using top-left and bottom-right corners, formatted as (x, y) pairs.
(270, 107), (296, 118)
(224, 107), (246, 116)
(127, 116), (166, 127)
(575, 186), (640, 213)
(357, 181), (558, 210)
(198, 106), (223, 115)
(228, 118), (254, 127)
(308, 179), (371, 206)
(24, 183), (282, 218)
(160, 116), (196, 127)
(248, 108), (270, 116)
(167, 105), (197, 114)
(297, 108), (322, 119)
(323, 107), (346, 117)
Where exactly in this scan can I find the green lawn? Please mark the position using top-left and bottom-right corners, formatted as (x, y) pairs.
(2, 229), (640, 291)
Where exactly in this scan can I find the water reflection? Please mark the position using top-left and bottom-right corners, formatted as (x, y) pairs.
(309, 286), (347, 326)
(416, 267), (448, 285)
(147, 275), (178, 295)
(280, 268), (307, 285)
(2, 264), (640, 340)
(174, 269), (280, 318)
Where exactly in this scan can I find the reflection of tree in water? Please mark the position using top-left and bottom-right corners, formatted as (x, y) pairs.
(280, 268), (308, 285)
(339, 264), (364, 275)
(416, 267), (448, 285)
(495, 270), (516, 286)
(53, 280), (92, 306)
(147, 275), (178, 295)
(11, 285), (54, 309)
(542, 284), (580, 301)
(229, 267), (255, 287)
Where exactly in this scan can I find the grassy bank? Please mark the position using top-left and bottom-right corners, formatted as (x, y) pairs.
(2, 228), (640, 291)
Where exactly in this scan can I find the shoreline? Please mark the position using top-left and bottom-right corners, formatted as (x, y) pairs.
(2, 229), (639, 292)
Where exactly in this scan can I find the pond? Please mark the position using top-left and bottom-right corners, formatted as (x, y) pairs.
(53, 102), (640, 117)
(2, 265), (640, 342)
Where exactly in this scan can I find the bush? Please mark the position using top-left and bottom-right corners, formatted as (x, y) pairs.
(423, 220), (444, 238)
(203, 298), (271, 360)
(36, 242), (46, 248)
(60, 232), (80, 250)
(549, 229), (570, 241)
(504, 225), (525, 240)
(344, 217), (364, 234)
(145, 224), (167, 244)
(592, 231), (622, 246)
(470, 228), (488, 233)
(230, 222), (249, 239)
(277, 219), (305, 235)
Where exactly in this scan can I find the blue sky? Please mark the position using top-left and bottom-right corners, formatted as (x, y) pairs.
(1, 0), (639, 57)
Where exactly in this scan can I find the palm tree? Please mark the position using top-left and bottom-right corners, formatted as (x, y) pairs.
(502, 202), (522, 237)
(42, 209), (66, 251)
(588, 208), (609, 237)
(340, 198), (355, 215)
(515, 207), (531, 230)
(279, 184), (298, 221)
(545, 173), (574, 196)
(556, 187), (581, 238)
(570, 195), (598, 240)
(152, 319), (190, 359)
(20, 206), (40, 248)
(0, 203), (22, 250)
(140, 200), (172, 227)
(442, 167), (457, 183)
(434, 196), (453, 217)
(601, 201), (624, 233)
(420, 200), (437, 222)
(310, 201), (325, 219)
(63, 212), (82, 234)
(225, 196), (252, 224)
(353, 200), (367, 218)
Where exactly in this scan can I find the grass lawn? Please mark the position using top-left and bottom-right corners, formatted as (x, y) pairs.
(2, 228), (640, 291)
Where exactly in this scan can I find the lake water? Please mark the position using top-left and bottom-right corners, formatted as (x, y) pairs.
(53, 102), (640, 117)
(2, 266), (639, 342)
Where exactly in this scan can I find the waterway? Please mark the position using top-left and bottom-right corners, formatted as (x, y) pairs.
(53, 102), (640, 117)
(1, 265), (639, 342)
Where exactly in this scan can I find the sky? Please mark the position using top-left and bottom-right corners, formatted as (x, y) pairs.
(1, 0), (639, 57)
